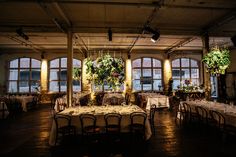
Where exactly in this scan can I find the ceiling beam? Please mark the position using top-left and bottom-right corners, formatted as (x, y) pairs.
(2, 0), (234, 10)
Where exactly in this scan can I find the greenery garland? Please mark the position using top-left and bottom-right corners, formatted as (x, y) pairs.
(202, 47), (230, 75)
(85, 54), (125, 90)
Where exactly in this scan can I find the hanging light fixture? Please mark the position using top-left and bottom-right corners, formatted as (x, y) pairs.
(144, 26), (160, 43)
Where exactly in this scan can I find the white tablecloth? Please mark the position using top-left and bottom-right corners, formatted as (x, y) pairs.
(49, 105), (152, 145)
(183, 100), (236, 127)
(54, 92), (90, 112)
(14, 96), (34, 112)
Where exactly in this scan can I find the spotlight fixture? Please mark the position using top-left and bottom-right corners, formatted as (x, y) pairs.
(144, 26), (160, 43)
(151, 32), (160, 43)
(108, 28), (112, 41)
(16, 28), (29, 40)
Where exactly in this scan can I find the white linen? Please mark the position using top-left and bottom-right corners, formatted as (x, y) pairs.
(14, 96), (34, 112)
(183, 100), (236, 127)
(139, 93), (169, 110)
(49, 105), (152, 145)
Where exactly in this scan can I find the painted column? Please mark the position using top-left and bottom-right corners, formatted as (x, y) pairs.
(163, 54), (172, 94)
(67, 30), (73, 107)
(40, 59), (48, 93)
(125, 57), (132, 94)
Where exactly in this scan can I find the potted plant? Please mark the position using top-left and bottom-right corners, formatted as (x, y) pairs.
(85, 54), (125, 91)
(202, 47), (230, 76)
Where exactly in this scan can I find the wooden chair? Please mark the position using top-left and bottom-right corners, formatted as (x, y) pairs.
(0, 101), (8, 119)
(130, 112), (147, 141)
(209, 110), (225, 130)
(195, 106), (208, 124)
(54, 114), (76, 145)
(150, 104), (157, 135)
(125, 93), (131, 105)
(175, 102), (188, 125)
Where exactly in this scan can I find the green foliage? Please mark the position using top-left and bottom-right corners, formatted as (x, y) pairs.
(202, 47), (230, 75)
(72, 67), (81, 80)
(85, 54), (125, 90)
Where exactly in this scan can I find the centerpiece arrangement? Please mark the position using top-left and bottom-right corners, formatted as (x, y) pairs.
(202, 47), (230, 76)
(85, 54), (125, 91)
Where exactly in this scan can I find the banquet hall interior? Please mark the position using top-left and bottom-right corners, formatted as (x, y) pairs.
(0, 0), (236, 157)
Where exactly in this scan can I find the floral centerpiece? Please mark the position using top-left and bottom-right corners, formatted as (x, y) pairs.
(202, 47), (230, 76)
(85, 54), (125, 90)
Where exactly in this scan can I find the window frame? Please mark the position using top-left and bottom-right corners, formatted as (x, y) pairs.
(171, 58), (200, 89)
(132, 57), (163, 91)
(8, 58), (41, 93)
(48, 57), (82, 93)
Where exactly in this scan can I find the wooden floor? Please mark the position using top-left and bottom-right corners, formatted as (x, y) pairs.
(1, 104), (236, 157)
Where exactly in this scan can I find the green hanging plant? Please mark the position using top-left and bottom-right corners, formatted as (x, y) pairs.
(85, 54), (125, 90)
(72, 67), (81, 80)
(202, 47), (230, 75)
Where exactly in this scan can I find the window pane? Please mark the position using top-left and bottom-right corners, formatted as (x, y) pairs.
(50, 81), (59, 92)
(31, 59), (41, 68)
(173, 79), (180, 89)
(132, 59), (141, 68)
(172, 59), (180, 67)
(73, 80), (81, 92)
(191, 59), (198, 67)
(50, 59), (59, 68)
(60, 69), (67, 80)
(153, 69), (162, 79)
(50, 69), (59, 80)
(31, 70), (41, 80)
(143, 58), (151, 67)
(143, 83), (152, 91)
(132, 69), (141, 79)
(181, 58), (190, 67)
(191, 69), (199, 78)
(60, 81), (67, 91)
(20, 58), (30, 68)
(9, 69), (18, 80)
(19, 81), (29, 92)
(181, 69), (190, 78)
(191, 79), (199, 86)
(73, 59), (81, 68)
(172, 69), (180, 79)
(8, 81), (17, 92)
(153, 59), (161, 67)
(10, 59), (18, 68)
(61, 58), (67, 68)
(31, 81), (40, 92)
(19, 69), (30, 80)
(143, 69), (151, 77)
(153, 80), (162, 90)
(133, 80), (141, 91)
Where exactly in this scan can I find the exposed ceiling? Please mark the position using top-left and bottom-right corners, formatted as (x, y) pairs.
(0, 0), (236, 54)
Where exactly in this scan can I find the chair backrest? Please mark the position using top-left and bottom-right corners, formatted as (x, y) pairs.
(195, 106), (208, 119)
(54, 114), (71, 131)
(125, 93), (130, 105)
(150, 104), (157, 120)
(182, 102), (191, 113)
(79, 113), (97, 134)
(130, 112), (147, 127)
(209, 110), (225, 129)
(58, 102), (67, 112)
(104, 113), (122, 132)
(110, 96), (119, 105)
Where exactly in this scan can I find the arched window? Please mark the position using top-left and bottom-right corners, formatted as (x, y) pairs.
(172, 58), (200, 89)
(132, 57), (162, 91)
(8, 58), (41, 93)
(49, 58), (81, 92)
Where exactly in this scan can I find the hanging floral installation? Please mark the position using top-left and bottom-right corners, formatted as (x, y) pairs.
(202, 47), (230, 76)
(72, 67), (81, 80)
(85, 53), (125, 90)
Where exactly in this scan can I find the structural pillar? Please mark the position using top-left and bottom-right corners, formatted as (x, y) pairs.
(163, 54), (172, 94)
(125, 57), (132, 94)
(202, 34), (211, 99)
(67, 30), (73, 107)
